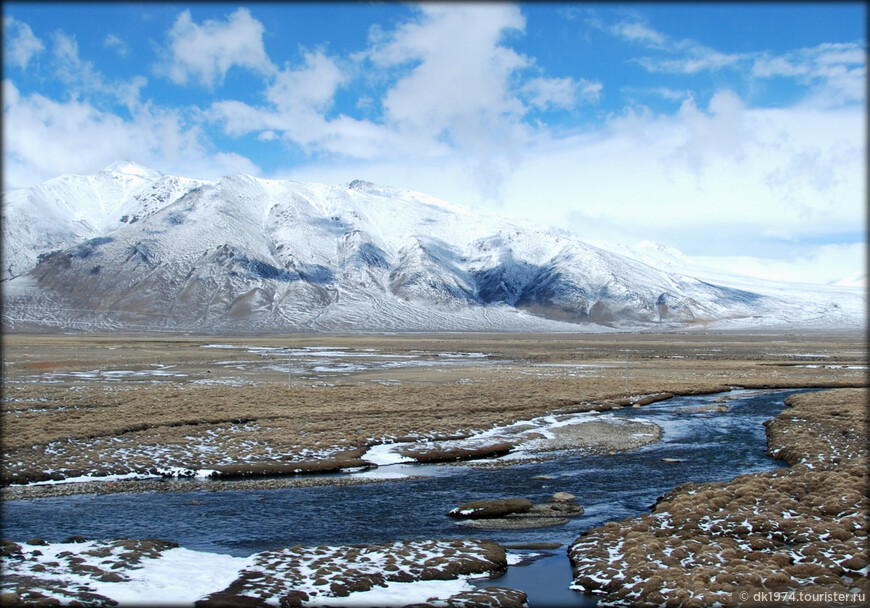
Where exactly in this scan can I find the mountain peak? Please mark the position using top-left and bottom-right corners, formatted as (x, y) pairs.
(101, 161), (162, 180)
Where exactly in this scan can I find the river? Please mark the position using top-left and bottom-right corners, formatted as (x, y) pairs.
(1, 388), (809, 606)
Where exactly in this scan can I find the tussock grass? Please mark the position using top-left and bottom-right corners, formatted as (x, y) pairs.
(569, 387), (869, 606)
(2, 331), (866, 486)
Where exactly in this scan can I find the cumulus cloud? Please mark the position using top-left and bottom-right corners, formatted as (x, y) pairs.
(157, 8), (275, 87)
(3, 16), (44, 70)
(365, 3), (536, 199)
(2, 79), (259, 188)
(671, 90), (749, 172)
(206, 4), (595, 201)
(489, 94), (865, 253)
(208, 49), (384, 156)
(368, 4), (527, 133)
(266, 51), (346, 114)
(1, 12), (270, 188)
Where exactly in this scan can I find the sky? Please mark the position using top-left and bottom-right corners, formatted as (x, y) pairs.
(2, 2), (866, 285)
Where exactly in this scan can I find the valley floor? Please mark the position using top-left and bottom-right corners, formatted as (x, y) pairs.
(1, 330), (868, 606)
(1, 330), (866, 495)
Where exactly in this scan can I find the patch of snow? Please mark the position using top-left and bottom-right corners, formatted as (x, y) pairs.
(361, 443), (416, 466)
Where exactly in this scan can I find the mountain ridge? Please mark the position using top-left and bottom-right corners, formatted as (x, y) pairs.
(2, 163), (864, 333)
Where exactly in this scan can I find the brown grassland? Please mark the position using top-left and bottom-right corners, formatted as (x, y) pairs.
(569, 386), (869, 607)
(1, 330), (866, 497)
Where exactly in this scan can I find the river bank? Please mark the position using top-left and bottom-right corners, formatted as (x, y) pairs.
(3, 386), (865, 606)
(2, 332), (866, 488)
(569, 387), (869, 607)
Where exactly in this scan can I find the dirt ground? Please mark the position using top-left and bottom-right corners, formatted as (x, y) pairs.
(1, 330), (866, 492)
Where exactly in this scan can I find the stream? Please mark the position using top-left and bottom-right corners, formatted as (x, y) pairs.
(1, 388), (810, 606)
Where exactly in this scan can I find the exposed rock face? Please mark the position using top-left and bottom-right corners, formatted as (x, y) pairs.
(568, 388), (869, 607)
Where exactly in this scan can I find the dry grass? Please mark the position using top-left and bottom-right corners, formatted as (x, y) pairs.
(569, 387), (869, 607)
(2, 330), (866, 485)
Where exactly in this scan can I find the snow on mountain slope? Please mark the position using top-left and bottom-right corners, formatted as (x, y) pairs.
(2, 164), (863, 332)
(1, 161), (202, 281)
(596, 240), (866, 329)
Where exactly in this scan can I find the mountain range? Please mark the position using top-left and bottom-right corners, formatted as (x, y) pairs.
(2, 162), (864, 332)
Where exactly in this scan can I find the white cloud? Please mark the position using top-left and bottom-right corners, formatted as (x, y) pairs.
(522, 76), (600, 110)
(208, 4), (591, 201)
(208, 50), (390, 157)
(280, 67), (863, 277)
(2, 79), (259, 189)
(51, 31), (109, 93)
(633, 86), (689, 102)
(693, 242), (867, 285)
(4, 7), (862, 287)
(485, 93), (865, 254)
(158, 8), (275, 87)
(671, 90), (749, 171)
(609, 18), (743, 74)
(3, 17), (44, 70)
(104, 34), (128, 57)
(266, 51), (346, 114)
(610, 19), (866, 106)
(611, 21), (667, 48)
(637, 49), (742, 74)
(3, 18), (261, 188)
(368, 4), (528, 133)
(752, 42), (866, 106)
(43, 30), (147, 116)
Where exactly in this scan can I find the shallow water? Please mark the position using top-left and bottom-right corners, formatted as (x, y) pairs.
(1, 389), (810, 606)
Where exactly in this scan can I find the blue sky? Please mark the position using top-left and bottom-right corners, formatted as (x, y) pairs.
(3, 2), (866, 284)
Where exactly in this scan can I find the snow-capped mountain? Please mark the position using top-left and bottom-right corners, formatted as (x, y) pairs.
(2, 163), (864, 332)
(2, 162), (201, 282)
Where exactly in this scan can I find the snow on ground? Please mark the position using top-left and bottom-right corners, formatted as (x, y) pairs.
(9, 346), (500, 388)
(362, 442), (417, 466)
(361, 408), (662, 467)
(0, 538), (506, 606)
(1, 539), (250, 606)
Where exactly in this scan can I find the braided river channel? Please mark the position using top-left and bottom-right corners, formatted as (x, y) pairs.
(2, 389), (812, 606)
